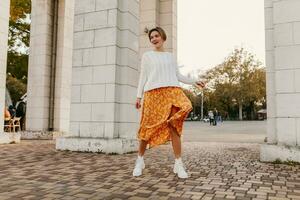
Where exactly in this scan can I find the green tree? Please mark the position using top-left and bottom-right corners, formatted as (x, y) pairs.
(6, 0), (31, 104)
(203, 48), (266, 120)
(6, 75), (27, 104)
(8, 0), (31, 51)
(182, 88), (198, 107)
(7, 0), (31, 81)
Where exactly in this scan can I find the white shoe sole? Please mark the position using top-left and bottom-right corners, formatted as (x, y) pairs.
(133, 163), (145, 177)
(177, 173), (188, 179)
(173, 166), (188, 179)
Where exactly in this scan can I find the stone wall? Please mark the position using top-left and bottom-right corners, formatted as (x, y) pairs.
(26, 0), (74, 133)
(261, 0), (300, 162)
(56, 0), (140, 153)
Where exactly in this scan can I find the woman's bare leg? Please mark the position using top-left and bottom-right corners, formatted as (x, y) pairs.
(170, 126), (181, 159)
(138, 140), (148, 156)
(170, 125), (188, 178)
(133, 140), (147, 176)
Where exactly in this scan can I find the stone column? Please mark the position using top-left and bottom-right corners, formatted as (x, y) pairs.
(261, 0), (300, 162)
(27, 0), (55, 132)
(265, 0), (277, 144)
(0, 0), (19, 144)
(26, 0), (74, 137)
(56, 0), (140, 154)
(54, 0), (75, 133)
(0, 0), (10, 132)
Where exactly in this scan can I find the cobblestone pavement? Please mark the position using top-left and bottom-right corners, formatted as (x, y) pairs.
(0, 140), (300, 200)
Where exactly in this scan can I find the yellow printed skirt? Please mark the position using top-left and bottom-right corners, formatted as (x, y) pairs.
(138, 86), (193, 147)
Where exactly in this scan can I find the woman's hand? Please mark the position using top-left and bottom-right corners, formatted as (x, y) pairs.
(195, 81), (205, 89)
(135, 98), (142, 109)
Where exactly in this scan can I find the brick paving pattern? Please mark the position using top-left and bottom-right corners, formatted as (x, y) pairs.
(0, 140), (299, 200)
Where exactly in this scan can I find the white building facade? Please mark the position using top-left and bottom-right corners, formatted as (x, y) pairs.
(0, 0), (299, 160)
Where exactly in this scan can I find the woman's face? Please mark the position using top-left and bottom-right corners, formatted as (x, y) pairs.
(150, 31), (164, 49)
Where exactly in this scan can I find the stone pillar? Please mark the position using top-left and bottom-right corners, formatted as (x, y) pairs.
(54, 0), (74, 133)
(265, 0), (277, 144)
(0, 0), (20, 144)
(0, 0), (10, 133)
(261, 0), (300, 162)
(56, 0), (140, 154)
(26, 0), (74, 137)
(27, 0), (55, 131)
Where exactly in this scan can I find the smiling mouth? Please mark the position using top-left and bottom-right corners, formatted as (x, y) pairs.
(152, 41), (159, 45)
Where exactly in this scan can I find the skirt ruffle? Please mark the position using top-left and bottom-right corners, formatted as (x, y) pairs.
(138, 87), (192, 147)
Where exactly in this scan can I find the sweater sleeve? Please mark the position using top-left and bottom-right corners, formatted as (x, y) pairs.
(175, 60), (198, 85)
(136, 54), (148, 98)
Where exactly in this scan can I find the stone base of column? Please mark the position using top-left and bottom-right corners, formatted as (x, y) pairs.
(260, 144), (300, 162)
(21, 131), (64, 140)
(0, 132), (21, 144)
(56, 137), (139, 154)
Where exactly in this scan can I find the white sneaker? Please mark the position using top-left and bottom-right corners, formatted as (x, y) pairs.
(133, 157), (145, 177)
(173, 158), (188, 179)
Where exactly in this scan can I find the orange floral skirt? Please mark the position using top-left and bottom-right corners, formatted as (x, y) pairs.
(138, 86), (193, 148)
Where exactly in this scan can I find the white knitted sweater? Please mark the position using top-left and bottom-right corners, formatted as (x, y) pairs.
(137, 51), (198, 98)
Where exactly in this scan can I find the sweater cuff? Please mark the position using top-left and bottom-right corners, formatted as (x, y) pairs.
(137, 91), (143, 99)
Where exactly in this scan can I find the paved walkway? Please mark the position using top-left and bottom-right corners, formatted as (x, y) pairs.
(183, 121), (266, 143)
(1, 138), (300, 200)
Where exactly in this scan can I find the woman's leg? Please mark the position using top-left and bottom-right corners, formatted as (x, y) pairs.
(133, 140), (147, 177)
(170, 124), (188, 178)
(170, 125), (181, 159)
(138, 140), (148, 156)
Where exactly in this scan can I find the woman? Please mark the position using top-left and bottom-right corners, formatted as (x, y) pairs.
(133, 27), (205, 178)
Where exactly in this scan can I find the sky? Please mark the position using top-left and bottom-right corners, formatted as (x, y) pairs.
(177, 0), (265, 75)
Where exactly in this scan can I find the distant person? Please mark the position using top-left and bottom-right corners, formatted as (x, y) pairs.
(213, 108), (218, 126)
(4, 106), (11, 121)
(217, 111), (222, 122)
(16, 100), (26, 130)
(133, 27), (205, 179)
(4, 107), (12, 132)
(8, 105), (16, 118)
(208, 110), (214, 125)
(224, 111), (229, 121)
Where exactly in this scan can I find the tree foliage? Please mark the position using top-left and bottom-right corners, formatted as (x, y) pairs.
(181, 48), (267, 120)
(6, 75), (27, 105)
(6, 0), (31, 98)
(8, 0), (31, 52)
(7, 51), (28, 83)
(202, 48), (266, 120)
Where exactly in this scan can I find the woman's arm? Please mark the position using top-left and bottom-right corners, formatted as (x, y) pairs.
(176, 65), (198, 85)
